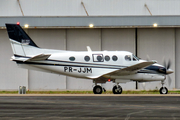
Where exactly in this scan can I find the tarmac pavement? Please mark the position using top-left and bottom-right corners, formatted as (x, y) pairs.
(0, 94), (179, 120)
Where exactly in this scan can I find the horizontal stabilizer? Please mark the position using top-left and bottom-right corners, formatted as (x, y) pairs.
(25, 54), (51, 62)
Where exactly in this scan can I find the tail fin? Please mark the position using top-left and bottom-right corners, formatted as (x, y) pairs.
(5, 23), (40, 56)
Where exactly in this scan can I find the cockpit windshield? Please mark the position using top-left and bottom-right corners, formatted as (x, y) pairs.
(133, 54), (139, 61)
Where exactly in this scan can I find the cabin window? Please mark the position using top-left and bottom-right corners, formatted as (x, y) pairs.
(93, 54), (104, 62)
(69, 56), (75, 61)
(112, 55), (118, 61)
(84, 56), (90, 61)
(97, 56), (102, 61)
(125, 55), (131, 61)
(105, 55), (110, 61)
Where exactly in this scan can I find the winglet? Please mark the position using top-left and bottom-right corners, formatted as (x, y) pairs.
(87, 46), (92, 52)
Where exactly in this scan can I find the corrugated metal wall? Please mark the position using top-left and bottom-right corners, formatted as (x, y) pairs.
(1, 0), (180, 16)
(175, 29), (180, 89)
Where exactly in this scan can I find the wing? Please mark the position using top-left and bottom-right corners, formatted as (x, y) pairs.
(104, 61), (156, 77)
(25, 54), (51, 62)
(86, 61), (156, 81)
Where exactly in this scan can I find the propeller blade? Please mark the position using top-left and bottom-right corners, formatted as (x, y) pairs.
(168, 75), (172, 87)
(163, 59), (166, 69)
(167, 60), (171, 70)
(146, 55), (150, 61)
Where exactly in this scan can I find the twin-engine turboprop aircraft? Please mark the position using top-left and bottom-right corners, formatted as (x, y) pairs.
(5, 23), (173, 94)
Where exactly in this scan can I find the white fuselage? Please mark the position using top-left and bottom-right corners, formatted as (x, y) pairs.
(15, 50), (165, 82)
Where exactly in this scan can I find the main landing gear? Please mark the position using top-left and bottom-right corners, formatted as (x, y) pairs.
(112, 84), (123, 94)
(93, 83), (123, 94)
(159, 80), (168, 94)
(93, 85), (103, 94)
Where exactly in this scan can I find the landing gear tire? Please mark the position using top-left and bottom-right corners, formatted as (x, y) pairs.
(93, 85), (103, 94)
(159, 87), (168, 94)
(112, 85), (123, 94)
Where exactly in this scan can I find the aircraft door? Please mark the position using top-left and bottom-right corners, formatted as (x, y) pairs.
(92, 54), (104, 62)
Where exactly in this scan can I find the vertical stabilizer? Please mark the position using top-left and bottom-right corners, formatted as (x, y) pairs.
(5, 23), (40, 56)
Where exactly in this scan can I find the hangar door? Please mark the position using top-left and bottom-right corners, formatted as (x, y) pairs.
(66, 29), (101, 89)
(0, 30), (28, 90)
(28, 29), (66, 90)
(175, 28), (180, 89)
(101, 28), (136, 90)
(137, 28), (175, 90)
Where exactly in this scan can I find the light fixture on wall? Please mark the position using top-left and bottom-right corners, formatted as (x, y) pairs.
(24, 24), (29, 28)
(89, 24), (94, 28)
(153, 23), (158, 27)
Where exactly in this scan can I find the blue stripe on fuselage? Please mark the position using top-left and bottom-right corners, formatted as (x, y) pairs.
(144, 65), (166, 74)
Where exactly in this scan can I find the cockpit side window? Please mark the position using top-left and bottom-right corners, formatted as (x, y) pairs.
(125, 55), (131, 61)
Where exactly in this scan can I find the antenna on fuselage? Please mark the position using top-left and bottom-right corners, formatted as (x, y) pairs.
(87, 46), (92, 52)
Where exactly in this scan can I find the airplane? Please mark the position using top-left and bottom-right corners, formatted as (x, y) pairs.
(5, 23), (173, 94)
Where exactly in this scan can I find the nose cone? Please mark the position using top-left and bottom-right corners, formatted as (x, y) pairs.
(166, 69), (173, 74)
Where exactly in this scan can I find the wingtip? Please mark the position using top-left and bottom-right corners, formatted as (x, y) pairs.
(152, 60), (157, 63)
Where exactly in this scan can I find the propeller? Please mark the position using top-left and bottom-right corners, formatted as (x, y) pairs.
(163, 59), (172, 87)
(146, 55), (173, 87)
(168, 75), (172, 87)
(163, 59), (172, 74)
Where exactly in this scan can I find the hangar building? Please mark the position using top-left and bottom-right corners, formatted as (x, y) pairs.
(0, 0), (180, 90)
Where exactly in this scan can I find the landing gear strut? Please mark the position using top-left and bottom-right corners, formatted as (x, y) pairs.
(159, 80), (168, 94)
(112, 84), (123, 94)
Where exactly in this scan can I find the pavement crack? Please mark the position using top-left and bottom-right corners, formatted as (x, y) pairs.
(125, 110), (151, 120)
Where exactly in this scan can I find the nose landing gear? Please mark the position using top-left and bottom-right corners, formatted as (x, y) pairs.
(159, 80), (168, 94)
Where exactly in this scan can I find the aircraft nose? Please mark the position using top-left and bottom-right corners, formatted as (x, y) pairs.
(166, 69), (173, 74)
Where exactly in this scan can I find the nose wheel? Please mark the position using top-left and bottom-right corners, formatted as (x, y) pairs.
(112, 85), (123, 94)
(159, 80), (168, 94)
(159, 87), (168, 94)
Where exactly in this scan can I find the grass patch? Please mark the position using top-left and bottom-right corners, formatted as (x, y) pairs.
(0, 90), (179, 94)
